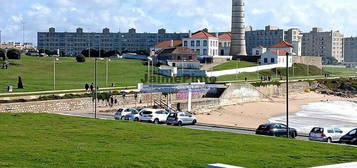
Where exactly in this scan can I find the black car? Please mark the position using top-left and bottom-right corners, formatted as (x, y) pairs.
(340, 129), (357, 145)
(256, 123), (297, 138)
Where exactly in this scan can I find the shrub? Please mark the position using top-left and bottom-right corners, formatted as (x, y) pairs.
(7, 49), (21, 59)
(76, 54), (86, 62)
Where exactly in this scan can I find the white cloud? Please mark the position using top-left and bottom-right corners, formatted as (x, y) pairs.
(0, 0), (357, 44)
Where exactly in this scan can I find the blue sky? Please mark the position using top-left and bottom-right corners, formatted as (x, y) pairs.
(0, 0), (356, 44)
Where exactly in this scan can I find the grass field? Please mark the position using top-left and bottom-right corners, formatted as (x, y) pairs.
(0, 113), (357, 168)
(0, 56), (149, 93)
(1, 56), (357, 93)
(217, 64), (324, 81)
(210, 61), (257, 71)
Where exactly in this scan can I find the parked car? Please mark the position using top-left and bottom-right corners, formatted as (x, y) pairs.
(139, 109), (169, 124)
(166, 112), (197, 126)
(340, 129), (357, 145)
(309, 127), (344, 143)
(124, 110), (142, 121)
(256, 123), (297, 138)
(114, 108), (137, 120)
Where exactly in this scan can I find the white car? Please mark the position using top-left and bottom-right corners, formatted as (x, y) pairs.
(124, 110), (141, 121)
(309, 127), (344, 143)
(114, 108), (138, 120)
(139, 109), (169, 124)
(166, 112), (197, 126)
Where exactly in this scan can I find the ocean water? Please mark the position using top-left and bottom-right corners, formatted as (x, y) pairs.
(269, 101), (357, 134)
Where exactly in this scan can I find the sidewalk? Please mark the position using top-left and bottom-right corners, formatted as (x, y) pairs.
(0, 86), (137, 97)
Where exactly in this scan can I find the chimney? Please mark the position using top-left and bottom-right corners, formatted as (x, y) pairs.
(170, 40), (174, 47)
(216, 32), (219, 38)
(189, 30), (192, 38)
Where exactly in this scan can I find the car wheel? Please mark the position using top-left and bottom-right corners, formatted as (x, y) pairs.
(154, 119), (160, 124)
(192, 120), (197, 125)
(291, 132), (297, 139)
(134, 118), (139, 122)
(327, 138), (332, 143)
(120, 116), (125, 120)
(178, 121), (183, 127)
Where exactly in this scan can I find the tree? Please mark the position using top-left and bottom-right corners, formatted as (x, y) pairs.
(81, 49), (99, 57)
(76, 54), (86, 62)
(103, 50), (120, 57)
(323, 56), (339, 65)
(0, 49), (5, 61)
(18, 76), (24, 89)
(7, 49), (21, 59)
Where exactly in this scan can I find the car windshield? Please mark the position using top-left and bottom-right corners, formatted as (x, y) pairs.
(168, 113), (177, 117)
(311, 128), (324, 133)
(142, 111), (152, 115)
(348, 129), (357, 135)
(258, 125), (270, 130)
(117, 109), (123, 112)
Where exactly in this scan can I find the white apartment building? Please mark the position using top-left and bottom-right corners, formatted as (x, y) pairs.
(302, 28), (344, 63)
(182, 30), (219, 57)
(218, 33), (232, 56)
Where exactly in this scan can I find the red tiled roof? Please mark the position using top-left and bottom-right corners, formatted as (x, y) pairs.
(154, 40), (182, 48)
(191, 30), (216, 38)
(271, 41), (293, 48)
(271, 49), (288, 56)
(218, 33), (232, 40)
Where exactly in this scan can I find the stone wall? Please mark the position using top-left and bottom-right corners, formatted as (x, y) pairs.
(256, 82), (310, 97)
(0, 92), (206, 113)
(293, 56), (322, 69)
(219, 83), (271, 106)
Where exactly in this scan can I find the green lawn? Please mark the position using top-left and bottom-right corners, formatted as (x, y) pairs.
(323, 67), (357, 76)
(0, 56), (149, 93)
(210, 61), (257, 71)
(0, 113), (357, 168)
(217, 64), (324, 82)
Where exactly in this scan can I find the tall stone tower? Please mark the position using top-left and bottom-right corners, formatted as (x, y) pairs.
(230, 0), (247, 57)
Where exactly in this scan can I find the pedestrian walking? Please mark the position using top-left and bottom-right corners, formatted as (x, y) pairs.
(85, 83), (89, 91)
(90, 83), (94, 92)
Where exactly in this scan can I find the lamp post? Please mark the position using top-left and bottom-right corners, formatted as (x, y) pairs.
(94, 57), (104, 119)
(106, 58), (111, 87)
(286, 52), (290, 138)
(53, 49), (60, 90)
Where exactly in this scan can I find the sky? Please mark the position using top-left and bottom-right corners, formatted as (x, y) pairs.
(0, 0), (356, 45)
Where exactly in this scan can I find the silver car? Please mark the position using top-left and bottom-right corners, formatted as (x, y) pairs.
(114, 108), (137, 120)
(166, 112), (197, 126)
(309, 127), (344, 143)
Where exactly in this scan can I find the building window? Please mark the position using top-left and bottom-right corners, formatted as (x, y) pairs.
(184, 41), (188, 47)
(196, 49), (200, 55)
(203, 49), (207, 55)
(191, 41), (195, 47)
(203, 40), (207, 47)
(196, 40), (200, 47)
(264, 58), (268, 63)
(271, 58), (275, 63)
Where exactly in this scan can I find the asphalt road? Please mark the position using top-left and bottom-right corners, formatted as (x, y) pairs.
(53, 111), (357, 147)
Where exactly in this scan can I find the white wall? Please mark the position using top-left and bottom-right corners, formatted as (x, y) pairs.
(207, 64), (292, 77)
(182, 38), (219, 57)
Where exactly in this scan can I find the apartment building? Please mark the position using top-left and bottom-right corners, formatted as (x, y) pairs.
(343, 37), (357, 62)
(37, 27), (188, 56)
(245, 26), (302, 56)
(302, 28), (344, 63)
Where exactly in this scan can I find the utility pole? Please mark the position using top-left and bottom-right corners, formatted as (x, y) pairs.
(94, 58), (97, 119)
(286, 52), (290, 138)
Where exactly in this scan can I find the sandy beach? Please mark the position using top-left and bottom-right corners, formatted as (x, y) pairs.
(196, 92), (357, 129)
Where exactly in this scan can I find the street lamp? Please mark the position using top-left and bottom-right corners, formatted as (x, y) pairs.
(285, 52), (290, 138)
(106, 58), (111, 87)
(53, 49), (60, 90)
(94, 57), (104, 119)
